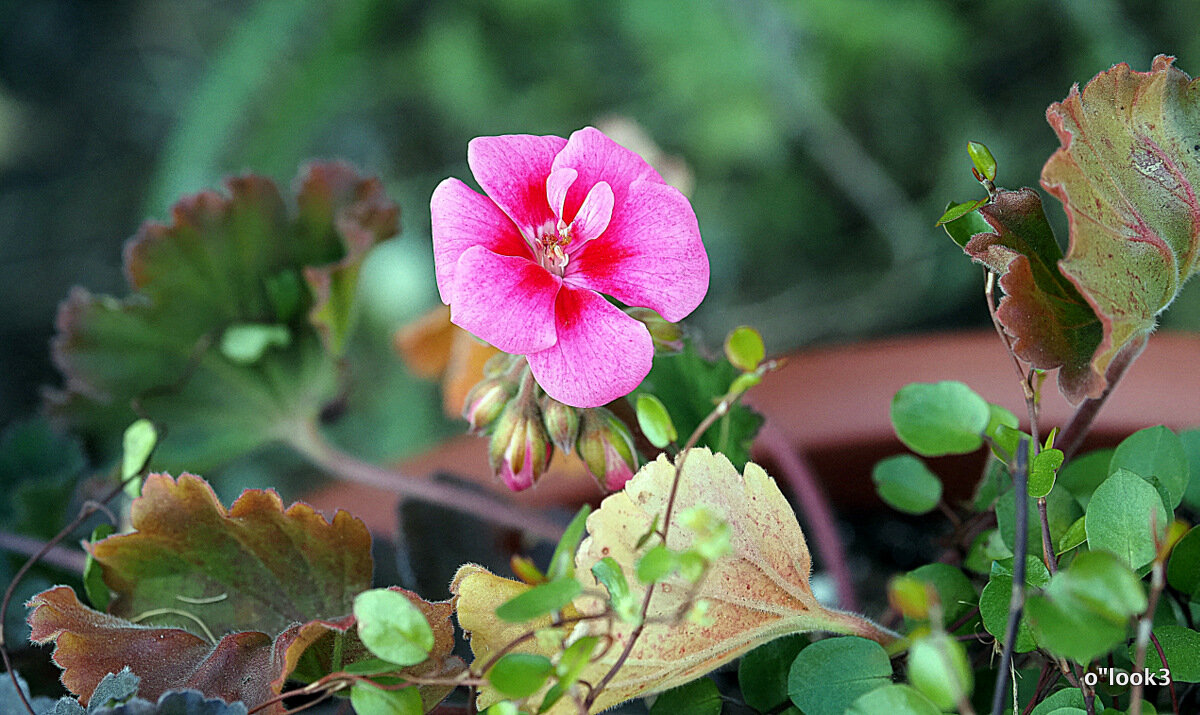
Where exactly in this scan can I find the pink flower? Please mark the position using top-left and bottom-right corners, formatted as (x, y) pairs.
(431, 127), (709, 408)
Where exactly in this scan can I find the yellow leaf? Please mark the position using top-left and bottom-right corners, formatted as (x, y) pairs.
(452, 448), (896, 713)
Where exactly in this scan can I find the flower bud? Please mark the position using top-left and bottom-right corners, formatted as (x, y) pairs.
(576, 407), (638, 491)
(462, 377), (514, 433)
(626, 308), (684, 353)
(488, 403), (553, 491)
(540, 396), (580, 453)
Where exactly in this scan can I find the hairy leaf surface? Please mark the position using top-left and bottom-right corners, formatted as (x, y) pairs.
(453, 448), (891, 713)
(46, 163), (397, 471)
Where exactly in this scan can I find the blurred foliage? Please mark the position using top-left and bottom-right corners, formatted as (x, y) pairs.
(4, 0), (1200, 436)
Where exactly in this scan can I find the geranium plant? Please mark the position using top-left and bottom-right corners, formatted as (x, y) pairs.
(1, 55), (1199, 715)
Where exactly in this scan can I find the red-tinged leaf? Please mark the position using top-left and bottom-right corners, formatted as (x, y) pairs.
(27, 586), (275, 709)
(92, 473), (373, 637)
(272, 588), (465, 711)
(45, 163), (397, 473)
(961, 188), (1104, 402)
(1041, 56), (1200, 397)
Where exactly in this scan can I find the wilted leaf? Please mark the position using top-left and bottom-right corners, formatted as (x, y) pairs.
(92, 473), (372, 637)
(453, 448), (893, 713)
(46, 163), (397, 472)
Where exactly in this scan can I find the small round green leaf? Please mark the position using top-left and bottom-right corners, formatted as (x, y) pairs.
(1085, 469), (1169, 570)
(636, 394), (677, 449)
(1028, 688), (1085, 715)
(941, 199), (992, 245)
(788, 637), (893, 715)
(1056, 516), (1088, 555)
(846, 684), (940, 715)
(354, 589), (435, 667)
(937, 197), (989, 228)
(890, 381), (990, 456)
(1057, 448), (1115, 507)
(350, 682), (422, 715)
(649, 677), (722, 715)
(739, 634), (807, 713)
(724, 325), (765, 372)
(906, 634), (972, 711)
(1181, 429), (1200, 511)
(636, 544), (678, 584)
(1167, 525), (1200, 596)
(1029, 448), (1064, 498)
(121, 419), (158, 480)
(1135, 625), (1200, 681)
(487, 653), (554, 698)
(1110, 426), (1189, 510)
(495, 578), (583, 622)
(872, 455), (942, 514)
(967, 140), (998, 181)
(906, 563), (977, 627)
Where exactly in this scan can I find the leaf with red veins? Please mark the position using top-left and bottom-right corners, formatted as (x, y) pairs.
(272, 589), (464, 711)
(28, 586), (276, 709)
(961, 188), (1103, 402)
(91, 473), (373, 638)
(46, 163), (397, 473)
(1041, 55), (1200, 398)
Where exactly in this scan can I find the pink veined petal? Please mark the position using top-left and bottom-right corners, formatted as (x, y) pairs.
(569, 180), (614, 247)
(468, 134), (567, 235)
(545, 167), (578, 226)
(526, 286), (653, 408)
(566, 179), (709, 323)
(551, 127), (664, 224)
(431, 178), (531, 304)
(449, 246), (561, 354)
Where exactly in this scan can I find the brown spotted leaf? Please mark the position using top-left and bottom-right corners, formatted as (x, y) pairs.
(92, 473), (372, 637)
(46, 163), (397, 472)
(453, 448), (893, 713)
(1041, 56), (1200, 398)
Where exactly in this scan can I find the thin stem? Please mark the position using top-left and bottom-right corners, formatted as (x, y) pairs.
(754, 423), (859, 611)
(1149, 631), (1179, 714)
(286, 421), (566, 542)
(1130, 555), (1167, 715)
(1058, 334), (1148, 461)
(991, 437), (1030, 715)
(0, 532), (88, 574)
(1037, 498), (1058, 576)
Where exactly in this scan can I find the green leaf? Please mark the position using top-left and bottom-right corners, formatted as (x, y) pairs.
(547, 506), (591, 582)
(633, 338), (764, 467)
(82, 523), (115, 611)
(1043, 57), (1200, 401)
(0, 418), (85, 540)
(1110, 426), (1189, 510)
(979, 556), (1050, 653)
(1056, 516), (1088, 555)
(738, 634), (807, 713)
(591, 557), (636, 622)
(788, 637), (893, 715)
(953, 187), (1103, 403)
(1134, 625), (1200, 681)
(495, 578), (582, 622)
(845, 684), (940, 715)
(636, 544), (678, 584)
(984, 404), (1020, 458)
(906, 563), (977, 627)
(350, 682), (422, 715)
(1026, 551), (1145, 663)
(1181, 429), (1200, 511)
(46, 164), (396, 473)
(218, 323), (292, 365)
(1058, 448), (1115, 507)
(890, 381), (990, 456)
(1167, 525), (1200, 596)
(1029, 448), (1064, 498)
(485, 703), (519, 715)
(1085, 469), (1169, 569)
(1029, 688), (1086, 715)
(941, 199), (992, 245)
(967, 140), (998, 182)
(121, 419), (158, 481)
(636, 394), (678, 449)
(905, 633), (972, 711)
(871, 455), (942, 515)
(649, 677), (722, 715)
(354, 589), (435, 667)
(937, 198), (989, 228)
(997, 485), (1081, 556)
(723, 325), (765, 372)
(89, 667), (140, 707)
(487, 653), (554, 699)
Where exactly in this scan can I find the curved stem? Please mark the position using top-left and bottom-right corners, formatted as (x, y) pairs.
(754, 423), (859, 611)
(0, 532), (87, 574)
(1058, 334), (1147, 461)
(992, 437), (1030, 715)
(285, 421), (568, 543)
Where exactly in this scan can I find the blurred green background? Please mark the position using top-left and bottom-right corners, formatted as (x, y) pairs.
(4, 0), (1200, 449)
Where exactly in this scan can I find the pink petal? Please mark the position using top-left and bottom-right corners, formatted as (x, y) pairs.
(449, 246), (561, 354)
(431, 178), (530, 304)
(546, 167), (577, 225)
(566, 180), (709, 322)
(526, 286), (653, 408)
(551, 127), (664, 224)
(468, 134), (567, 235)
(569, 180), (614, 246)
